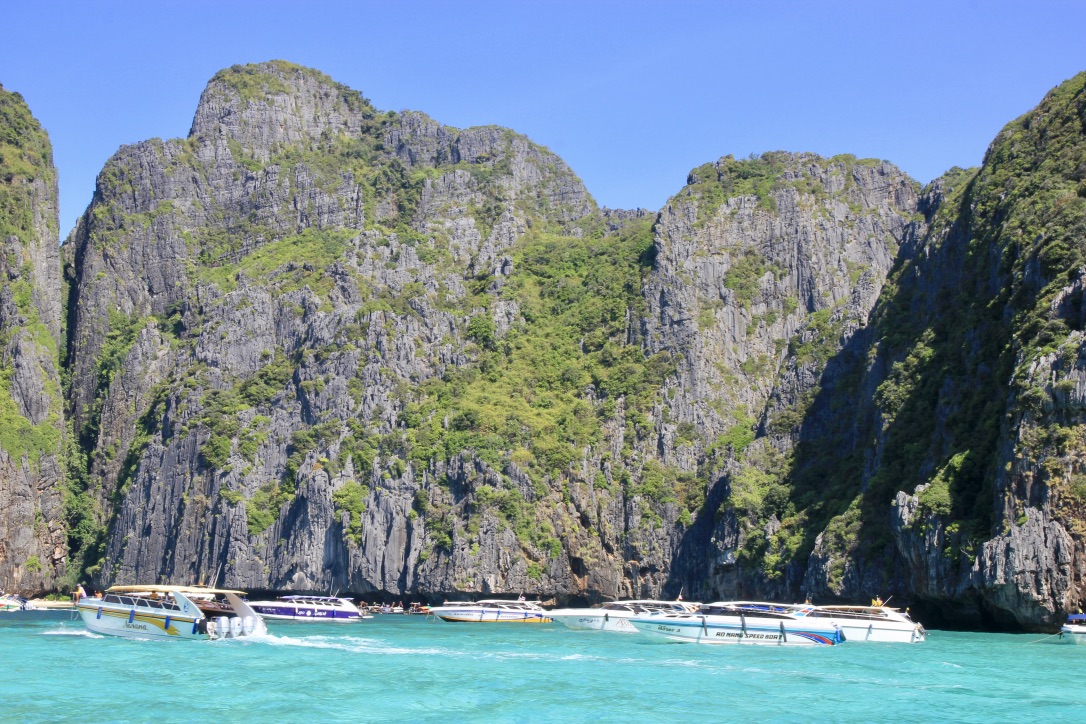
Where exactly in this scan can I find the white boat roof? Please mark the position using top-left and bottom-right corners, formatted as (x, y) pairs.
(107, 584), (246, 595)
(608, 599), (695, 606)
(477, 599), (543, 607)
(434, 599), (545, 610)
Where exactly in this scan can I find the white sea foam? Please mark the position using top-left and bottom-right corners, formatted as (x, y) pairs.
(41, 628), (103, 638)
(242, 632), (456, 657)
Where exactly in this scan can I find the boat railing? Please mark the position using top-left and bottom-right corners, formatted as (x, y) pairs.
(101, 593), (185, 612)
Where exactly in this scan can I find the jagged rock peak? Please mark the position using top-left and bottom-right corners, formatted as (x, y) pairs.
(181, 60), (595, 223)
(189, 60), (376, 157)
(602, 207), (656, 232)
(674, 151), (918, 214)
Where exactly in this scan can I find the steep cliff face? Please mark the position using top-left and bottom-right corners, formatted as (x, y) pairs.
(66, 61), (677, 596)
(643, 153), (919, 600)
(771, 73), (1086, 629)
(55, 60), (1086, 623)
(66, 60), (917, 600)
(0, 84), (66, 593)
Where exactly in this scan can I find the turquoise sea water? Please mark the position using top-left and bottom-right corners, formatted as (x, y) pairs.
(3, 613), (1082, 722)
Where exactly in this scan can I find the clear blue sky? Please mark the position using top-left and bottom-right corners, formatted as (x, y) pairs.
(3, 0), (1085, 236)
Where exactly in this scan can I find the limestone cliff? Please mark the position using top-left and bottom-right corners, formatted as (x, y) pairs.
(39, 61), (1086, 628)
(64, 61), (644, 595)
(61, 62), (921, 603)
(757, 73), (1086, 630)
(0, 84), (66, 593)
(644, 153), (919, 601)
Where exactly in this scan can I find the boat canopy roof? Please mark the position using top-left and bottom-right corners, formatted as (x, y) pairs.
(107, 584), (246, 595)
(475, 599), (545, 610)
(704, 600), (809, 611)
(1067, 613), (1086, 621)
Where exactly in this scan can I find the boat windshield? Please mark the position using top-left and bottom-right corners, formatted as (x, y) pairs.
(602, 603), (637, 612)
(698, 602), (808, 619)
(639, 602), (695, 613)
(809, 607), (889, 621)
(479, 600), (543, 611)
(281, 596), (351, 606)
(101, 593), (183, 611)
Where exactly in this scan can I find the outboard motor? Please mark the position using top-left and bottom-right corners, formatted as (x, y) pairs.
(230, 616), (243, 637)
(216, 616), (230, 639)
(242, 615), (257, 636)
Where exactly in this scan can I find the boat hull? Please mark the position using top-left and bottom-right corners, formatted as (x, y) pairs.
(1, 595), (30, 612)
(77, 602), (205, 640)
(548, 610), (638, 633)
(249, 605), (362, 621)
(432, 608), (552, 623)
(75, 590), (267, 641)
(1059, 625), (1086, 644)
(831, 621), (925, 643)
(630, 616), (841, 645)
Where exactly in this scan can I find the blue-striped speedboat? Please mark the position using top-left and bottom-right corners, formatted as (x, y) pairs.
(629, 601), (843, 646)
(246, 595), (365, 621)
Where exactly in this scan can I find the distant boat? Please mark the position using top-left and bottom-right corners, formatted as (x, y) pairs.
(1060, 613), (1086, 643)
(807, 604), (926, 643)
(548, 600), (701, 633)
(430, 599), (552, 623)
(630, 601), (843, 645)
(246, 595), (365, 621)
(75, 585), (267, 640)
(0, 592), (32, 612)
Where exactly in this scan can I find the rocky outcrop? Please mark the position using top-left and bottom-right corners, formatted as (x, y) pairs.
(66, 61), (635, 595)
(0, 84), (66, 593)
(9, 59), (1083, 628)
(645, 153), (920, 601)
(781, 73), (1086, 629)
(67, 61), (923, 604)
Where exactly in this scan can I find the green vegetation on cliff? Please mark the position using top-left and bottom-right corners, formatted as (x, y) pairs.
(735, 72), (1086, 589)
(0, 85), (62, 465)
(403, 219), (666, 482)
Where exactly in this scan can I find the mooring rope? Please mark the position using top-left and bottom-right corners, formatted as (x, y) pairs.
(1025, 631), (1064, 645)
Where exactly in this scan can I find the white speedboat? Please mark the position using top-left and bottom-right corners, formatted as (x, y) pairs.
(430, 599), (552, 623)
(76, 585), (267, 640)
(808, 605), (926, 643)
(0, 592), (32, 612)
(548, 600), (701, 633)
(1059, 613), (1086, 643)
(246, 595), (365, 621)
(630, 601), (843, 646)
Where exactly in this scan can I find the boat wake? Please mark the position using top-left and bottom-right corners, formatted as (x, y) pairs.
(241, 632), (455, 657)
(41, 628), (103, 638)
